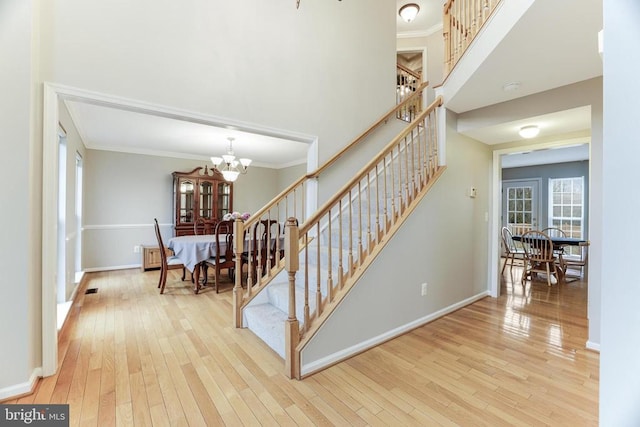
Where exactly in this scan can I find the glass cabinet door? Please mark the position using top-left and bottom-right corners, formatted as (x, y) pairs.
(178, 179), (195, 223)
(217, 182), (231, 219)
(200, 180), (214, 220)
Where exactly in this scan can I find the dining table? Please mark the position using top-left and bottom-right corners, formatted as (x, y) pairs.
(512, 234), (588, 282)
(512, 234), (586, 250)
(168, 234), (231, 293)
(167, 232), (285, 293)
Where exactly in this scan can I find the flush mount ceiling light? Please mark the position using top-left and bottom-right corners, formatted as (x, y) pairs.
(210, 137), (252, 182)
(399, 3), (420, 22)
(519, 125), (540, 139)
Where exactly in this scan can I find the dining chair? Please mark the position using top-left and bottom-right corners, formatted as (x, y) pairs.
(541, 226), (568, 261)
(242, 219), (282, 284)
(541, 227), (567, 238)
(203, 219), (235, 293)
(521, 230), (560, 287)
(153, 218), (187, 294)
(194, 217), (215, 235)
(501, 226), (526, 273)
(563, 240), (590, 281)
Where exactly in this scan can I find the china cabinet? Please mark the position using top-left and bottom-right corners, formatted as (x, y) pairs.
(172, 166), (233, 236)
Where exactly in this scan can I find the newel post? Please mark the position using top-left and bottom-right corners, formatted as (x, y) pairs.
(233, 219), (244, 328)
(284, 217), (300, 379)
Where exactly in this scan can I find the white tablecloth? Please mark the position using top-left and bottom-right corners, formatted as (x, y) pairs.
(168, 233), (284, 273)
(168, 235), (226, 272)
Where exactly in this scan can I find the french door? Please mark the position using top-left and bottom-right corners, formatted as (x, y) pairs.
(502, 179), (541, 235)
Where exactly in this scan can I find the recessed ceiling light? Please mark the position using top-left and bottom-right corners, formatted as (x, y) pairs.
(503, 82), (521, 92)
(519, 125), (540, 139)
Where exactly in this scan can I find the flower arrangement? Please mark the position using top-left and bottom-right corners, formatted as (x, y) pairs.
(223, 211), (251, 221)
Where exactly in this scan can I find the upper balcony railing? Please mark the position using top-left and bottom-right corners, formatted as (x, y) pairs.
(396, 64), (422, 122)
(443, 0), (501, 76)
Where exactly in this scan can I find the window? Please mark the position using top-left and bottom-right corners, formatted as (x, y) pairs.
(548, 177), (584, 255)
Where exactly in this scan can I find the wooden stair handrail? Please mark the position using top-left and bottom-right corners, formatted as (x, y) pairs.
(234, 81), (432, 326)
(299, 96), (443, 234)
(243, 81), (429, 226)
(308, 81), (428, 179)
(285, 94), (446, 378)
(397, 63), (421, 81)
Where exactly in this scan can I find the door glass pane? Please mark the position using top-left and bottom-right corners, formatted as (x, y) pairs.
(505, 183), (535, 233)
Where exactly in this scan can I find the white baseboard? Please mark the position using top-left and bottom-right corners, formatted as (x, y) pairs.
(0, 368), (41, 401)
(300, 291), (490, 377)
(586, 340), (601, 352)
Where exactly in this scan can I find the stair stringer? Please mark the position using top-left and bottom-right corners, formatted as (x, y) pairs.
(296, 166), (447, 377)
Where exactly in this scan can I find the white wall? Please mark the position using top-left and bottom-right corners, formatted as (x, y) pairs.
(600, 0), (640, 424)
(302, 111), (493, 369)
(0, 0), (37, 396)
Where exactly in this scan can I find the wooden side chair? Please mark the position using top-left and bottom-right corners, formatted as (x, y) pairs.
(153, 218), (187, 294)
(541, 227), (567, 238)
(501, 226), (526, 273)
(203, 220), (235, 293)
(242, 219), (282, 284)
(563, 240), (590, 281)
(541, 226), (568, 262)
(521, 230), (560, 287)
(194, 217), (215, 235)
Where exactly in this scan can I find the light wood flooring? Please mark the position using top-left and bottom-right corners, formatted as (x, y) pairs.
(7, 262), (599, 425)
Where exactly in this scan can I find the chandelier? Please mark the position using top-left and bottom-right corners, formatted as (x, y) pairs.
(210, 137), (252, 182)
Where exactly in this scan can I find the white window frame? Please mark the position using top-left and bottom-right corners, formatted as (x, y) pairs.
(548, 176), (585, 239)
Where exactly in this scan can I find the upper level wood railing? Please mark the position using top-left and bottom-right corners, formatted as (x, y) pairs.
(231, 82), (429, 326)
(284, 96), (444, 378)
(396, 64), (422, 122)
(443, 0), (501, 76)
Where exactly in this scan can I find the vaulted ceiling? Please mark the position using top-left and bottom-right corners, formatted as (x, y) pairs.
(65, 0), (602, 169)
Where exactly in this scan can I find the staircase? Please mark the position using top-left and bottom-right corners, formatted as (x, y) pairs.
(230, 88), (445, 378)
(243, 163), (400, 358)
(232, 0), (522, 380)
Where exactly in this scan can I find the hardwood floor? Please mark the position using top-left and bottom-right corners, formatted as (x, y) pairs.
(8, 263), (598, 425)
